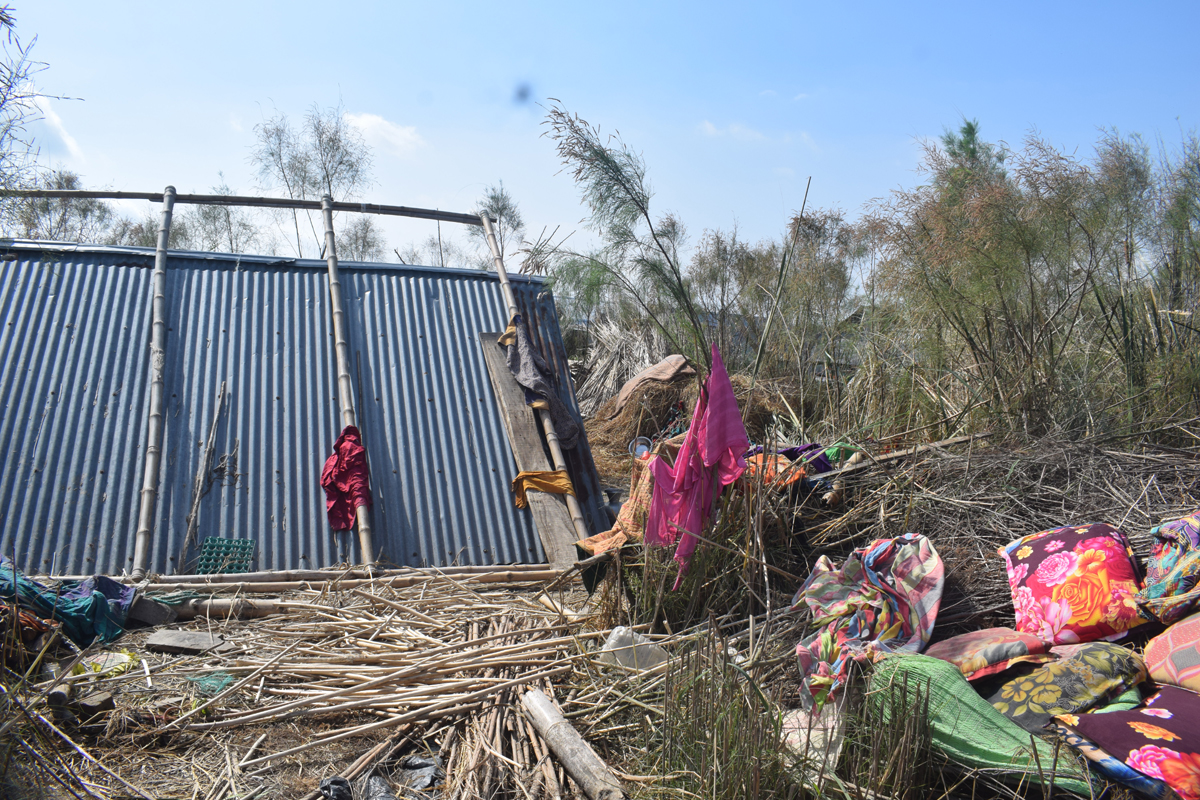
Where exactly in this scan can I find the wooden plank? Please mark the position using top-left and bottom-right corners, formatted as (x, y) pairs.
(480, 333), (578, 569)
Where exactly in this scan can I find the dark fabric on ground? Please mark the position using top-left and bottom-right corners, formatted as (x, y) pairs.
(1060, 684), (1200, 800)
(0, 558), (134, 647)
(986, 641), (1147, 732)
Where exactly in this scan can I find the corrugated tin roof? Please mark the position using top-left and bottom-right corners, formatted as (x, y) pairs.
(0, 241), (605, 576)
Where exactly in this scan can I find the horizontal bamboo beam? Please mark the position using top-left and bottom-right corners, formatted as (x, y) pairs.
(40, 563), (557, 584)
(7, 189), (486, 227)
(139, 569), (563, 594)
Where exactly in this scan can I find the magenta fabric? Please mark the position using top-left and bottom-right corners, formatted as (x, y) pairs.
(645, 345), (748, 589)
(320, 425), (372, 531)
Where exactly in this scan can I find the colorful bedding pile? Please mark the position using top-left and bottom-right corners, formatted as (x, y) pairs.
(791, 510), (1200, 796)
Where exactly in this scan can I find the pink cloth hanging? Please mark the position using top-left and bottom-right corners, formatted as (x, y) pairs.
(645, 344), (748, 589)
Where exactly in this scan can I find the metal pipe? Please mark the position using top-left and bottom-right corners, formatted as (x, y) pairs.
(322, 196), (375, 564)
(9, 189), (483, 226)
(479, 213), (591, 545)
(130, 187), (176, 580)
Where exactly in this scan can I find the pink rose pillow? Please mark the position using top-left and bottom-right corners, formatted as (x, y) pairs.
(998, 522), (1146, 644)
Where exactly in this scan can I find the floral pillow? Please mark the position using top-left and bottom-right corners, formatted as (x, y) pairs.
(999, 522), (1145, 644)
(1049, 719), (1175, 800)
(986, 641), (1146, 733)
(1145, 609), (1200, 692)
(1057, 685), (1200, 800)
(925, 627), (1055, 681)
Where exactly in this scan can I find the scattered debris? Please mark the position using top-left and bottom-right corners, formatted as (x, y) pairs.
(318, 776), (352, 800)
(1, 427), (1198, 799)
(126, 594), (178, 626)
(75, 691), (115, 719)
(77, 650), (136, 677)
(393, 754), (444, 792)
(598, 626), (668, 671)
(781, 698), (846, 782)
(364, 774), (401, 800)
(186, 670), (236, 696)
(144, 629), (230, 655)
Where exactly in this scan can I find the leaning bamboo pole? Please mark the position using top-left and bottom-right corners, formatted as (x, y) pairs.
(522, 688), (624, 800)
(479, 213), (591, 544)
(131, 186), (176, 581)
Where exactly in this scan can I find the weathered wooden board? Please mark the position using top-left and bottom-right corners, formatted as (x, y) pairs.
(480, 333), (578, 568)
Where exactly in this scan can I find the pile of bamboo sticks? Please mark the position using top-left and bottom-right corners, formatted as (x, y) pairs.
(18, 570), (645, 799)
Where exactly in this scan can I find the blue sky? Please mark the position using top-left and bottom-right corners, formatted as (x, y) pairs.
(21, 1), (1200, 261)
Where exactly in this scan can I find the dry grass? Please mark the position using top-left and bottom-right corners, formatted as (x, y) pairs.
(0, 575), (599, 799)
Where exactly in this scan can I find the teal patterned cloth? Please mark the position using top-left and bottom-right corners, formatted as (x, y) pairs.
(0, 558), (133, 647)
(1138, 510), (1200, 624)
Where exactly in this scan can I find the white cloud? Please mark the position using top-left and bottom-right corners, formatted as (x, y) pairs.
(759, 89), (777, 97)
(344, 112), (423, 156)
(698, 121), (766, 142)
(34, 97), (84, 162)
(792, 93), (810, 101)
(229, 114), (244, 132)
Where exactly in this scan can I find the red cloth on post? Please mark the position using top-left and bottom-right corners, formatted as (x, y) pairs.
(321, 425), (371, 531)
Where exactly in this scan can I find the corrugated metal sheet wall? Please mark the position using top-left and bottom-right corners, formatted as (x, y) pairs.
(0, 243), (603, 575)
(0, 250), (153, 574)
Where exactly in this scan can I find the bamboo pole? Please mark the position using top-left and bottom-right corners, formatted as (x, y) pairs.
(8, 189), (483, 226)
(816, 432), (993, 481)
(521, 689), (624, 800)
(322, 196), (374, 564)
(479, 212), (591, 545)
(131, 186), (176, 581)
(138, 568), (561, 594)
(172, 598), (279, 619)
(47, 562), (556, 585)
(178, 381), (227, 568)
